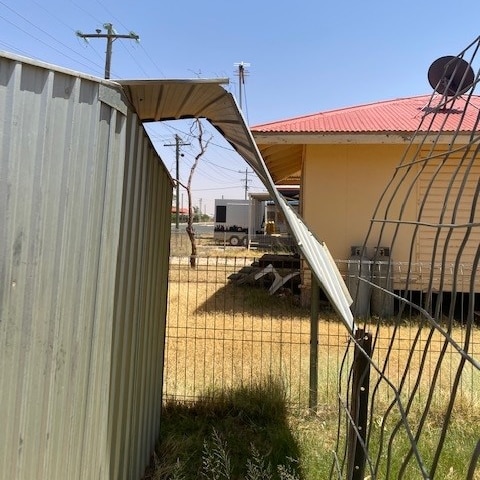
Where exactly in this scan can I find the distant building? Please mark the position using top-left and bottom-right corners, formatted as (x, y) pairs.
(171, 207), (190, 215)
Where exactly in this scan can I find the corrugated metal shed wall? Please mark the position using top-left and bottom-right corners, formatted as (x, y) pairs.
(108, 112), (172, 480)
(0, 53), (172, 479)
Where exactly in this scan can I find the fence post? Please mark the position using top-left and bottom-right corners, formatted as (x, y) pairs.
(309, 277), (319, 411)
(347, 329), (372, 480)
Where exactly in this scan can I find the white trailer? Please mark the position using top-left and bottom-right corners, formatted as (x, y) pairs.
(213, 192), (300, 248)
(213, 199), (251, 246)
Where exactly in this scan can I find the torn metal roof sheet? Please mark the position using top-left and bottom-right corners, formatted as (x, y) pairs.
(118, 78), (355, 332)
(118, 78), (269, 186)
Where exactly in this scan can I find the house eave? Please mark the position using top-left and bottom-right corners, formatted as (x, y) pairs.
(252, 132), (474, 145)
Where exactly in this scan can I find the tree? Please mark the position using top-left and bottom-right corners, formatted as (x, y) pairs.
(184, 119), (212, 268)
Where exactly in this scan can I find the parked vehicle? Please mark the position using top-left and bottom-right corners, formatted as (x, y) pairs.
(213, 193), (299, 248)
(213, 199), (251, 246)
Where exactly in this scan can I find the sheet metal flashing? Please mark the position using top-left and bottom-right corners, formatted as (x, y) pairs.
(118, 79), (355, 331)
(0, 49), (116, 85)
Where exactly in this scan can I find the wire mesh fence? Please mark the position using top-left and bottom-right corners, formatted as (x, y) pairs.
(163, 254), (479, 411)
(163, 252), (479, 478)
(334, 40), (480, 479)
(164, 254), (321, 407)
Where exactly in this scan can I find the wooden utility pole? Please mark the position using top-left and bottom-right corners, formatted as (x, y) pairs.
(239, 168), (252, 200)
(164, 135), (190, 230)
(76, 23), (139, 79)
(234, 62), (253, 200)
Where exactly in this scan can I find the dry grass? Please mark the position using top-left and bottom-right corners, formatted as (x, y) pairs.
(170, 230), (265, 259)
(162, 248), (480, 478)
(164, 259), (480, 412)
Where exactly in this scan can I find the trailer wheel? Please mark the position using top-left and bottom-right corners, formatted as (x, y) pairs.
(242, 236), (248, 247)
(229, 235), (240, 246)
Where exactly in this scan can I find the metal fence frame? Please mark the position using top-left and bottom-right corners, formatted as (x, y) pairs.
(163, 254), (478, 410)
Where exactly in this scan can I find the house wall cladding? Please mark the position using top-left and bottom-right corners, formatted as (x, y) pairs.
(302, 143), (479, 293)
(0, 52), (172, 479)
(417, 148), (480, 292)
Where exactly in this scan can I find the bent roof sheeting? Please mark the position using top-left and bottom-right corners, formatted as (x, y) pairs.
(119, 79), (269, 186)
(118, 79), (354, 331)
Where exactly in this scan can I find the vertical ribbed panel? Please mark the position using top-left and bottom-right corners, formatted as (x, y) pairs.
(0, 53), (172, 480)
(109, 113), (172, 480)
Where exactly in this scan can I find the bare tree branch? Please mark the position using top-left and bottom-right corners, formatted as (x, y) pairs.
(185, 119), (213, 268)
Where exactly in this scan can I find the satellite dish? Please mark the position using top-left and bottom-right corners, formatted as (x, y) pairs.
(428, 55), (475, 96)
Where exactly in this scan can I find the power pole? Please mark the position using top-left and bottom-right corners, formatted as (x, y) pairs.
(76, 23), (139, 79)
(239, 168), (253, 200)
(165, 135), (190, 230)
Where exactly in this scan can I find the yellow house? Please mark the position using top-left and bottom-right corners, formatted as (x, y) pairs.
(251, 94), (480, 302)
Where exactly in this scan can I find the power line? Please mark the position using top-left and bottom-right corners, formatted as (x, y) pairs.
(76, 22), (139, 79)
(94, 0), (166, 77)
(0, 3), (105, 74)
(193, 185), (247, 192)
(202, 158), (250, 173)
(148, 119), (242, 154)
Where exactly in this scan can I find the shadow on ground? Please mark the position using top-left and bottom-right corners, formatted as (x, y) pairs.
(142, 378), (303, 480)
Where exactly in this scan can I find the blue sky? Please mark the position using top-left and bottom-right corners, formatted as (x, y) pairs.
(2, 0), (480, 214)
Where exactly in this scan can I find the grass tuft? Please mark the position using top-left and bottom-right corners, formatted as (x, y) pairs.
(150, 376), (302, 479)
(201, 428), (232, 479)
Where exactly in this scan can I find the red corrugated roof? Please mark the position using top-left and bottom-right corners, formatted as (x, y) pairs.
(251, 95), (480, 134)
(171, 207), (189, 214)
